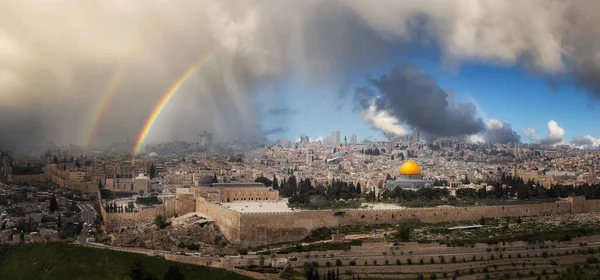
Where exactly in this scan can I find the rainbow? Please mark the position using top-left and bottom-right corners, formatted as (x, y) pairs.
(83, 70), (123, 149)
(132, 52), (215, 156)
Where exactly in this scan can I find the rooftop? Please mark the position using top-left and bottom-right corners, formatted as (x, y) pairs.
(212, 183), (267, 188)
(222, 199), (297, 213)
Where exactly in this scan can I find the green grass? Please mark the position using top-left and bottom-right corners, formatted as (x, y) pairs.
(0, 243), (253, 280)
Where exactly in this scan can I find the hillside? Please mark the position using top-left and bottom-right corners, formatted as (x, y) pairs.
(0, 243), (253, 280)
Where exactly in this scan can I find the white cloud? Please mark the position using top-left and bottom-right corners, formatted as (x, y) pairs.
(571, 135), (600, 149)
(468, 134), (484, 144)
(487, 119), (504, 130)
(310, 136), (323, 143)
(361, 99), (407, 137)
(523, 120), (565, 145)
(522, 127), (540, 142)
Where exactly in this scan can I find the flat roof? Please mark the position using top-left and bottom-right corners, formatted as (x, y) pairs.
(212, 183), (267, 188)
(222, 199), (298, 213)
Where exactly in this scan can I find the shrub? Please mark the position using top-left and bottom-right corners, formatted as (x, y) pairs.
(451, 256), (456, 263)
(336, 259), (342, 266)
(326, 261), (331, 267)
(407, 258), (412, 265)
(587, 256), (599, 264)
(349, 260), (356, 266)
(385, 260), (389, 265)
(396, 259), (401, 265)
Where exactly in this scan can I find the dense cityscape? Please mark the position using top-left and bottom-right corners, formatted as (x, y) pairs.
(2, 130), (600, 279)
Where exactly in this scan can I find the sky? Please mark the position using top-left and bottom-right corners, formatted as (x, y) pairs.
(3, 0), (600, 152)
(264, 49), (600, 145)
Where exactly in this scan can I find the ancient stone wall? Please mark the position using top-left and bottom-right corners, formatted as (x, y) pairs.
(104, 196), (195, 232)
(164, 194), (196, 217)
(583, 198), (600, 212)
(7, 173), (50, 184)
(105, 206), (164, 232)
(196, 197), (241, 243)
(236, 200), (574, 247)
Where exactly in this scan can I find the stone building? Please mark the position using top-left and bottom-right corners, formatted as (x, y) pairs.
(193, 176), (279, 203)
(386, 160), (434, 189)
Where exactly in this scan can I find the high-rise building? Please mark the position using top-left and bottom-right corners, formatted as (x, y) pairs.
(199, 131), (213, 148)
(350, 133), (357, 145)
(331, 130), (340, 145)
(412, 127), (420, 143)
(300, 133), (309, 144)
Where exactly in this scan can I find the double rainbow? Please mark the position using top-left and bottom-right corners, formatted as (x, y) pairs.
(83, 70), (123, 150)
(132, 52), (215, 156)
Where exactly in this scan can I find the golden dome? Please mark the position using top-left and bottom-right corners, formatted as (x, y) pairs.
(400, 160), (421, 175)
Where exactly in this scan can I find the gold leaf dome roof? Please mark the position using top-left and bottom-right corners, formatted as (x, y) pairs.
(400, 160), (421, 175)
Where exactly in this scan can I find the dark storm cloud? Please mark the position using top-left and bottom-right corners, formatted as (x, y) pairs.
(572, 137), (594, 147)
(267, 109), (299, 116)
(4, 1), (600, 150)
(263, 127), (288, 135)
(484, 120), (521, 144)
(355, 63), (486, 138)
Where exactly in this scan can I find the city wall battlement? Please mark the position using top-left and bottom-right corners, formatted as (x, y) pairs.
(102, 194), (196, 232)
(200, 196), (600, 248)
(101, 195), (600, 248)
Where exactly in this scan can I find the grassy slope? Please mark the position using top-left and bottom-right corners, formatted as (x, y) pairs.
(0, 243), (253, 280)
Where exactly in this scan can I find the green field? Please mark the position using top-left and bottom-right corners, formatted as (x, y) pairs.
(0, 243), (253, 280)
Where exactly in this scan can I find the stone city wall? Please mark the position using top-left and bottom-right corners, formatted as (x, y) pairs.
(7, 173), (50, 184)
(105, 206), (164, 232)
(164, 194), (196, 217)
(103, 195), (196, 232)
(235, 200), (574, 247)
(196, 197), (241, 243)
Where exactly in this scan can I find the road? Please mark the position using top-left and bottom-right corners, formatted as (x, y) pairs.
(76, 203), (96, 245)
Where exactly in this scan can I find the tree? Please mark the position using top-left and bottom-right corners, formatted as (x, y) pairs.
(49, 195), (58, 212)
(163, 265), (184, 280)
(149, 164), (157, 179)
(70, 201), (78, 213)
(211, 174), (218, 183)
(255, 176), (273, 187)
(154, 215), (170, 229)
(53, 155), (59, 164)
(56, 213), (62, 229)
(131, 261), (151, 280)
(396, 224), (411, 241)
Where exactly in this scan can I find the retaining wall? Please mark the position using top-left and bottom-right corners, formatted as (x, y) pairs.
(236, 200), (573, 247)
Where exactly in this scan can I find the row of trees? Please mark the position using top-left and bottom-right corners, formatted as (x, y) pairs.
(11, 165), (44, 175)
(303, 263), (341, 280)
(381, 174), (600, 203)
